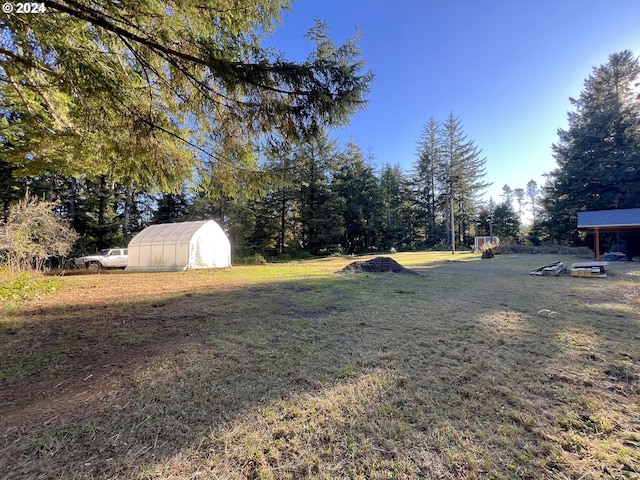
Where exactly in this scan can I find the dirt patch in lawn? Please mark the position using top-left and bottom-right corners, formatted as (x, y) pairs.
(0, 317), (205, 430)
(339, 256), (418, 275)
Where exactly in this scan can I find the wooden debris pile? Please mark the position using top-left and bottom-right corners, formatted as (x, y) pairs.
(529, 260), (609, 278)
(569, 261), (608, 278)
(529, 261), (565, 276)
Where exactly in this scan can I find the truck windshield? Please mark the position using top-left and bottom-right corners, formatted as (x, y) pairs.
(100, 249), (110, 256)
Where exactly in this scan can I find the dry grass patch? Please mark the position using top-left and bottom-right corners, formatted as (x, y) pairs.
(0, 253), (639, 479)
(140, 369), (448, 479)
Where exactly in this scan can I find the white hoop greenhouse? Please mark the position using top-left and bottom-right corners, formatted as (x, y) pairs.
(126, 220), (231, 271)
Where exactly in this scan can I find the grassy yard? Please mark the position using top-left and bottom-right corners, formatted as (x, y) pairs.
(1, 252), (639, 479)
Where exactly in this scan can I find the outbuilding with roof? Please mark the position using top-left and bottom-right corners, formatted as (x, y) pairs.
(577, 208), (640, 260)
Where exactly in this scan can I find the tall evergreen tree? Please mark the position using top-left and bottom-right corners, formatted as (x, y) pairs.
(262, 140), (297, 255)
(439, 113), (489, 251)
(153, 192), (192, 224)
(501, 185), (514, 208)
(331, 141), (383, 253)
(413, 117), (443, 245)
(513, 187), (526, 221)
(295, 130), (344, 255)
(379, 163), (409, 250)
(248, 192), (282, 255)
(492, 203), (521, 240)
(544, 50), (640, 244)
(70, 176), (126, 252)
(0, 160), (20, 222)
(476, 200), (520, 242)
(526, 179), (539, 224)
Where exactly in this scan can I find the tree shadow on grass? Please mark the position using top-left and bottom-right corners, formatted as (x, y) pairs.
(0, 273), (368, 478)
(140, 257), (639, 478)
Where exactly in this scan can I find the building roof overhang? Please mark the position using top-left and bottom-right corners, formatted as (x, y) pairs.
(577, 208), (640, 232)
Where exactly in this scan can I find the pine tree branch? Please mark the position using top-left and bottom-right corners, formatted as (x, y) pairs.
(47, 0), (206, 66)
(46, 0), (311, 97)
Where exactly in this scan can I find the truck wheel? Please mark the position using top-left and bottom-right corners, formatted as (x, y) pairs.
(87, 262), (101, 272)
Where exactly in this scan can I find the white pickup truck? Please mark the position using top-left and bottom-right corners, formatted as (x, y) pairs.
(74, 248), (128, 271)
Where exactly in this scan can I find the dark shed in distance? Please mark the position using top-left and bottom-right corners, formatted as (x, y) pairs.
(577, 208), (640, 260)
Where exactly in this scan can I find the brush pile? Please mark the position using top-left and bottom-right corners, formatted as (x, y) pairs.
(339, 256), (417, 275)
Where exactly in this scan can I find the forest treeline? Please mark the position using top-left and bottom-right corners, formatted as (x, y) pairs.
(1, 114), (529, 259)
(3, 47), (640, 259)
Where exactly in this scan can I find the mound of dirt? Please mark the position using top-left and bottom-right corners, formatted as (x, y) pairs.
(339, 256), (418, 275)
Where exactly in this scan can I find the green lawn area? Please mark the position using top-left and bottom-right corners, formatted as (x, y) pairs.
(1, 252), (639, 479)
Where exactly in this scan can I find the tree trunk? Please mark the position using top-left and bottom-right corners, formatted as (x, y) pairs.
(279, 193), (286, 255)
(123, 185), (135, 235)
(68, 177), (77, 223)
(449, 190), (455, 254)
(98, 175), (108, 227)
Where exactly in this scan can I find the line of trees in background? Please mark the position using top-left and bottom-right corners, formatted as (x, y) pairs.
(1, 113), (530, 260)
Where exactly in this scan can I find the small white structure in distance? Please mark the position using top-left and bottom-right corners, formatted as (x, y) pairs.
(126, 220), (231, 271)
(473, 236), (499, 252)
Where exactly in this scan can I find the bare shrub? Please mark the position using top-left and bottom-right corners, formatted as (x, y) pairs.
(3, 195), (78, 271)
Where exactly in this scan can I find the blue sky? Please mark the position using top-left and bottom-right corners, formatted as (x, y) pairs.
(266, 0), (640, 203)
